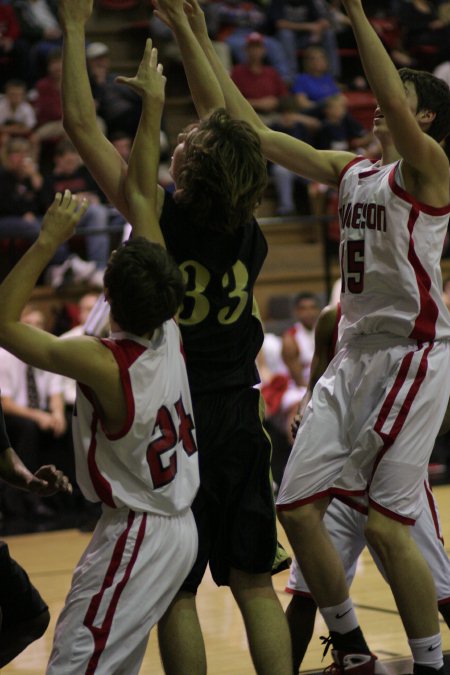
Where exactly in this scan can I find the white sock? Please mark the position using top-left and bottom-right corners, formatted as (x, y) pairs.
(409, 634), (443, 669)
(320, 598), (359, 635)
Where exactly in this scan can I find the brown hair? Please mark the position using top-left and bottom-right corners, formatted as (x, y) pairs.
(174, 109), (267, 232)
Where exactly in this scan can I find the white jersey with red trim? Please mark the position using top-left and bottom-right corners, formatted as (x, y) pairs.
(338, 157), (450, 345)
(72, 320), (200, 516)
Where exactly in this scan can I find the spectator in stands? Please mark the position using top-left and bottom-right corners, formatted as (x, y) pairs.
(0, 79), (36, 143)
(30, 47), (65, 165)
(292, 45), (341, 115)
(12, 0), (61, 81)
(281, 291), (320, 398)
(86, 41), (142, 137)
(0, 3), (30, 90)
(231, 32), (288, 121)
(213, 0), (291, 83)
(259, 292), (321, 484)
(267, 0), (340, 83)
(269, 95), (315, 216)
(398, 0), (450, 66)
(41, 138), (113, 271)
(109, 128), (172, 188)
(0, 136), (45, 244)
(0, 304), (70, 520)
(315, 93), (374, 151)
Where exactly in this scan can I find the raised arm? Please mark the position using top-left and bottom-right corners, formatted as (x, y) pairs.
(116, 40), (166, 245)
(341, 0), (449, 200)
(155, 0), (354, 187)
(58, 0), (130, 218)
(154, 1), (224, 118)
(0, 192), (113, 389)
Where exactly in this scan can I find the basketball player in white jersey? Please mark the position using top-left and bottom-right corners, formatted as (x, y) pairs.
(150, 0), (450, 672)
(285, 304), (450, 671)
(0, 56), (200, 672)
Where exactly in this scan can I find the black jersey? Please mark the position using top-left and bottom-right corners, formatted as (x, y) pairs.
(160, 191), (267, 394)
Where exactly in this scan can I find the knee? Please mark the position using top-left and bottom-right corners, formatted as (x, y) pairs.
(364, 512), (407, 558)
(229, 569), (275, 605)
(278, 503), (323, 540)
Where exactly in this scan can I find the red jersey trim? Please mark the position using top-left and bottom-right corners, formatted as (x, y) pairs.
(284, 588), (313, 598)
(86, 410), (115, 508)
(99, 339), (146, 440)
(388, 164), (450, 216)
(368, 497), (415, 525)
(276, 488), (331, 511)
(333, 492), (368, 515)
(83, 511), (147, 673)
(406, 209), (439, 341)
(338, 156), (367, 187)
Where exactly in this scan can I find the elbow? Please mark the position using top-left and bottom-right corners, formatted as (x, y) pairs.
(62, 113), (83, 136)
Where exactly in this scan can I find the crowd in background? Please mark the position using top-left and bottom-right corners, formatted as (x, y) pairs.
(0, 0), (450, 533)
(0, 0), (449, 255)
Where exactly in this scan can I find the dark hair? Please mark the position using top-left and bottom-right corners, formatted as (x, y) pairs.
(175, 108), (267, 233)
(103, 237), (185, 335)
(5, 79), (26, 91)
(294, 292), (319, 306)
(399, 68), (450, 142)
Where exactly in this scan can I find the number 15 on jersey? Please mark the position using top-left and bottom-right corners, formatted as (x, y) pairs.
(341, 239), (365, 294)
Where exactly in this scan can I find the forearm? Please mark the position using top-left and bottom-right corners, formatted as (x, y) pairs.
(60, 22), (129, 216)
(0, 237), (57, 329)
(195, 27), (265, 132)
(126, 94), (165, 246)
(165, 9), (224, 117)
(0, 447), (36, 491)
(342, 1), (406, 111)
(1, 397), (42, 423)
(61, 24), (97, 134)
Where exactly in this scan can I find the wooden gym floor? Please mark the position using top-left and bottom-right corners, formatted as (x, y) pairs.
(3, 484), (450, 674)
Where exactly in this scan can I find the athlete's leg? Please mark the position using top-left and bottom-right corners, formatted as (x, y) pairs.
(157, 591), (206, 675)
(278, 498), (349, 607)
(365, 509), (442, 670)
(278, 499), (371, 655)
(229, 568), (292, 675)
(285, 595), (317, 673)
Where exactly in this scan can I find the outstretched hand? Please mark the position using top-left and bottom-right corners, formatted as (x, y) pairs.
(58, 0), (94, 29)
(153, 0), (208, 36)
(40, 190), (88, 247)
(116, 39), (166, 103)
(28, 465), (73, 497)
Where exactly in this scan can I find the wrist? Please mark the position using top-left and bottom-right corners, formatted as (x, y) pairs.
(34, 235), (60, 257)
(61, 23), (87, 39)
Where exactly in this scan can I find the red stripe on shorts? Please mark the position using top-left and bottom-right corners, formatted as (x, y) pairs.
(83, 511), (147, 673)
(368, 496), (415, 525)
(371, 344), (431, 482)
